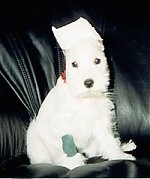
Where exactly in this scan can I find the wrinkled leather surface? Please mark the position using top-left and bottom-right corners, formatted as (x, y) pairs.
(0, 0), (150, 177)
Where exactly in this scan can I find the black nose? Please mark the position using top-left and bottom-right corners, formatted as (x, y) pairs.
(84, 79), (94, 88)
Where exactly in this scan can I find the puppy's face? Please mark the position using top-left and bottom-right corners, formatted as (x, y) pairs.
(64, 38), (110, 98)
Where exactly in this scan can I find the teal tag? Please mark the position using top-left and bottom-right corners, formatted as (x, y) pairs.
(62, 134), (77, 157)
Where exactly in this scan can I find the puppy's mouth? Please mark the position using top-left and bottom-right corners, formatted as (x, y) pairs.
(77, 90), (105, 98)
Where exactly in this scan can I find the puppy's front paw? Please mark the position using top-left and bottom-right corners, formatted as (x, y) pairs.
(109, 152), (136, 161)
(65, 153), (87, 170)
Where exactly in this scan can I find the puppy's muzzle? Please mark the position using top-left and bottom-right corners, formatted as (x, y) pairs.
(84, 79), (94, 88)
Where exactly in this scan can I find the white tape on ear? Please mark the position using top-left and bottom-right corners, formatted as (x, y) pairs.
(52, 17), (102, 50)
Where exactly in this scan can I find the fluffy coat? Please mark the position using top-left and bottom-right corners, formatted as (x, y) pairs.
(27, 17), (135, 169)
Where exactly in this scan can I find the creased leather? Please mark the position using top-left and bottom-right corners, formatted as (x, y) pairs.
(0, 24), (56, 118)
(0, 27), (40, 117)
(65, 160), (150, 178)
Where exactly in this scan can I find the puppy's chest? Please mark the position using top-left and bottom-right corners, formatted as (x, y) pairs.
(60, 98), (108, 132)
(64, 98), (102, 117)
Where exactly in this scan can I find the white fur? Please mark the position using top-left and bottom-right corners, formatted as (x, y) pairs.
(52, 17), (103, 49)
(27, 18), (136, 170)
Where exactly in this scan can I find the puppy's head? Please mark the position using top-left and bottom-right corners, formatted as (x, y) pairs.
(52, 17), (110, 98)
(64, 38), (110, 98)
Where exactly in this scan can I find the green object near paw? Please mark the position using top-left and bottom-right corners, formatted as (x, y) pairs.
(62, 134), (77, 157)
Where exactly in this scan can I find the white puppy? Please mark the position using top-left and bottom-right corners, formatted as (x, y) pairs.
(27, 18), (136, 169)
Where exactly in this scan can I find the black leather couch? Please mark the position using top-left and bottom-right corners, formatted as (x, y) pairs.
(0, 0), (150, 177)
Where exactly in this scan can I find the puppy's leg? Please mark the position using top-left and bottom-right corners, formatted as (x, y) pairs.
(94, 126), (136, 161)
(83, 140), (99, 158)
(55, 152), (87, 169)
(102, 137), (136, 161)
(27, 121), (87, 169)
(27, 121), (53, 164)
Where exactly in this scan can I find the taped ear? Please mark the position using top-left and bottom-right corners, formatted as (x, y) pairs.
(52, 17), (103, 50)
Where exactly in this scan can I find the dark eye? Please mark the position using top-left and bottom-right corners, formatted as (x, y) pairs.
(72, 61), (78, 68)
(94, 58), (101, 65)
